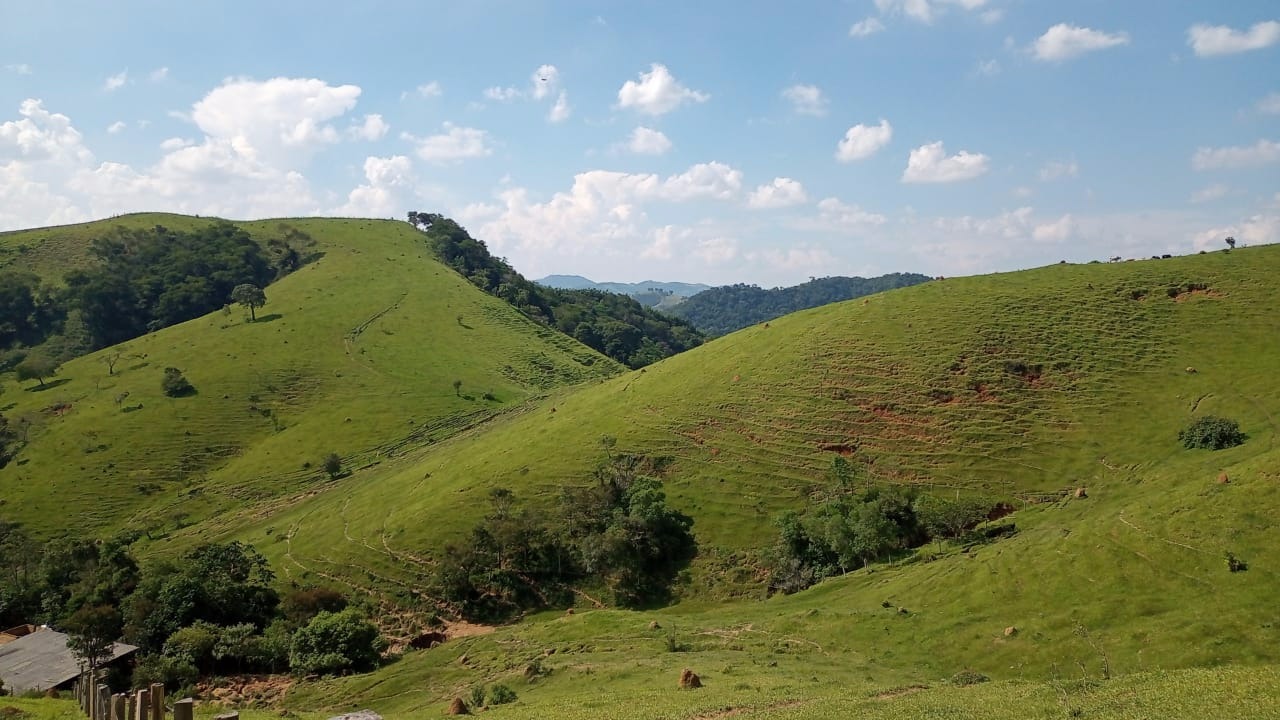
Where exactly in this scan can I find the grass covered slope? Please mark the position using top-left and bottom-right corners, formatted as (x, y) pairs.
(219, 246), (1280, 717)
(218, 246), (1279, 561)
(0, 216), (621, 537)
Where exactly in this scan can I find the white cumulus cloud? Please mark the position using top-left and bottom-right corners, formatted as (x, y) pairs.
(103, 70), (128, 91)
(902, 141), (990, 183)
(849, 17), (885, 37)
(334, 155), (414, 217)
(531, 64), (560, 100)
(415, 81), (442, 98)
(874, 0), (989, 24)
(782, 84), (828, 116)
(617, 64), (708, 116)
(1032, 24), (1130, 62)
(409, 123), (493, 164)
(1192, 139), (1280, 170)
(627, 126), (672, 155)
(549, 91), (571, 123)
(348, 114), (389, 141)
(149, 67), (169, 82)
(1193, 214), (1280, 250)
(747, 177), (808, 209)
(1188, 21), (1280, 57)
(836, 120), (893, 162)
(1032, 214), (1075, 242)
(663, 162), (742, 201)
(1258, 93), (1280, 115)
(106, 121), (126, 135)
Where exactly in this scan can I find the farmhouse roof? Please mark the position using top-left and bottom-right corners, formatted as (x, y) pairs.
(0, 628), (137, 694)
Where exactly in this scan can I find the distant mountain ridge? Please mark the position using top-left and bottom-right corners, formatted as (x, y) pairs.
(535, 275), (712, 297)
(668, 273), (933, 336)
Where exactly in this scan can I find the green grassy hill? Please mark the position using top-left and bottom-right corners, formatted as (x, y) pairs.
(0, 215), (621, 537)
(5, 218), (1279, 718)
(167, 245), (1280, 716)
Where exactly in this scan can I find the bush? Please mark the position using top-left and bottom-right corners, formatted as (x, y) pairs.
(161, 367), (195, 397)
(163, 622), (218, 671)
(322, 453), (343, 480)
(469, 685), (487, 708)
(132, 653), (199, 692)
(950, 670), (990, 686)
(488, 684), (518, 705)
(289, 608), (385, 675)
(1179, 416), (1244, 450)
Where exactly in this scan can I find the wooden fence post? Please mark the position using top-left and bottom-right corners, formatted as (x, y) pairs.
(97, 684), (110, 720)
(126, 691), (136, 720)
(172, 698), (193, 720)
(136, 688), (150, 720)
(112, 693), (127, 720)
(149, 683), (165, 720)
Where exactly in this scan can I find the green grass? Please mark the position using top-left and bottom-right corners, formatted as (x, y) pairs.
(0, 215), (621, 538)
(4, 217), (1280, 718)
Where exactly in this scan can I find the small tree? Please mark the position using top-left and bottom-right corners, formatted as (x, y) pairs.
(162, 367), (195, 397)
(322, 452), (343, 479)
(1225, 236), (1236, 250)
(452, 379), (463, 397)
(64, 605), (121, 719)
(15, 355), (58, 388)
(99, 347), (127, 376)
(231, 284), (267, 322)
(1179, 416), (1245, 450)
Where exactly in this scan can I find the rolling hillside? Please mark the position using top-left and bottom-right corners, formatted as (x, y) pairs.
(5, 220), (1279, 718)
(0, 215), (622, 538)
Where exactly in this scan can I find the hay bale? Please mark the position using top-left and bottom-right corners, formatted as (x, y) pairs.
(1073, 487), (1088, 499)
(1185, 367), (1197, 374)
(1003, 626), (1017, 637)
(1217, 472), (1230, 484)
(678, 668), (702, 689)
(445, 698), (469, 715)
(565, 608), (575, 616)
(648, 621), (661, 630)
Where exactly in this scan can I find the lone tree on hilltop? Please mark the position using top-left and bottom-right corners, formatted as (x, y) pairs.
(231, 283), (267, 322)
(1225, 236), (1236, 250)
(15, 354), (59, 388)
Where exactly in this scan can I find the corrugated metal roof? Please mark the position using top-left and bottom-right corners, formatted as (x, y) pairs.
(0, 629), (136, 693)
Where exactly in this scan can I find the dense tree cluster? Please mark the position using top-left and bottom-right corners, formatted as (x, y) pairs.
(0, 527), (381, 692)
(64, 223), (276, 348)
(0, 223), (311, 370)
(407, 212), (703, 368)
(669, 274), (933, 336)
(435, 450), (696, 622)
(768, 460), (993, 594)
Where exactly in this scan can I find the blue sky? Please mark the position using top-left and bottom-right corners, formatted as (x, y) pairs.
(1, 1), (1277, 285)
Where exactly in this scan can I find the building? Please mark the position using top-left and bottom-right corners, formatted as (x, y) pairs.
(0, 628), (137, 694)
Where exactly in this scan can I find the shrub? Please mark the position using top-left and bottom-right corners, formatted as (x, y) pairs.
(950, 670), (990, 686)
(161, 367), (194, 397)
(289, 608), (385, 675)
(132, 653), (199, 692)
(469, 685), (487, 708)
(163, 622), (218, 671)
(322, 453), (343, 479)
(488, 684), (518, 705)
(1178, 416), (1244, 450)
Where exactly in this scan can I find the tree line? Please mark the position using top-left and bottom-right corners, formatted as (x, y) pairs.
(0, 222), (311, 368)
(0, 525), (382, 696)
(408, 213), (704, 368)
(669, 273), (933, 336)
